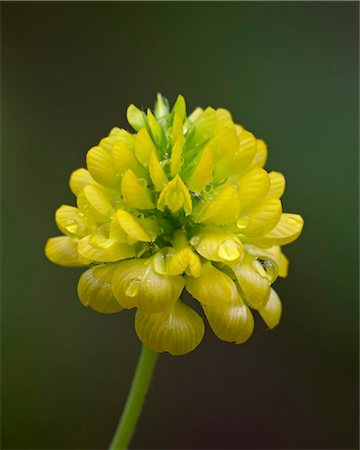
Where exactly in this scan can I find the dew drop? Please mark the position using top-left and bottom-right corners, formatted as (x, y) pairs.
(125, 279), (141, 297)
(254, 258), (278, 283)
(153, 252), (167, 275)
(237, 216), (250, 230)
(217, 240), (240, 261)
(190, 236), (200, 246)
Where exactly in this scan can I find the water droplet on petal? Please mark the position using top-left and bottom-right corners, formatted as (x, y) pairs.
(237, 216), (250, 230)
(217, 240), (241, 261)
(254, 258), (278, 283)
(190, 236), (200, 246)
(153, 252), (167, 274)
(125, 279), (141, 297)
(138, 178), (147, 187)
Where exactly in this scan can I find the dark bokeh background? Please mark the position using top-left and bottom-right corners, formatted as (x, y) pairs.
(1, 2), (358, 449)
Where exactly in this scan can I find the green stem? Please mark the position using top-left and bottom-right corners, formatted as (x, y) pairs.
(109, 345), (159, 450)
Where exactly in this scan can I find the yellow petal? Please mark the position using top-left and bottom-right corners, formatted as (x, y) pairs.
(209, 123), (239, 160)
(170, 139), (183, 177)
(237, 168), (270, 209)
(86, 146), (118, 187)
(172, 95), (186, 121)
(121, 169), (155, 210)
(78, 264), (123, 313)
(147, 108), (164, 146)
(149, 151), (167, 191)
(239, 197), (282, 236)
(112, 140), (148, 179)
(185, 262), (237, 306)
(245, 244), (288, 278)
(135, 128), (158, 167)
(78, 234), (137, 263)
(186, 145), (213, 193)
(216, 108), (233, 123)
(112, 257), (184, 313)
(135, 300), (204, 356)
(69, 168), (95, 195)
(188, 107), (203, 123)
(259, 288), (282, 329)
(233, 127), (258, 173)
(77, 191), (104, 222)
(189, 107), (216, 146)
(254, 213), (304, 247)
(102, 128), (135, 152)
(170, 114), (184, 147)
(250, 139), (267, 169)
(157, 175), (192, 215)
(167, 247), (201, 277)
(83, 185), (114, 218)
(45, 236), (84, 267)
(190, 228), (243, 263)
(230, 255), (270, 309)
(267, 172), (285, 198)
(55, 205), (92, 238)
(115, 209), (152, 242)
(193, 185), (241, 225)
(109, 215), (130, 243)
(204, 295), (254, 344)
(127, 104), (146, 131)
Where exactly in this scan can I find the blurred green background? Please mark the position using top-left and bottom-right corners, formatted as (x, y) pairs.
(2, 2), (358, 449)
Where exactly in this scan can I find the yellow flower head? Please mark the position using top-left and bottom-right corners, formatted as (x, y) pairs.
(45, 94), (303, 356)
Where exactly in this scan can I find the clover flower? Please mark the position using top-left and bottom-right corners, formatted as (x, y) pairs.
(45, 94), (303, 356)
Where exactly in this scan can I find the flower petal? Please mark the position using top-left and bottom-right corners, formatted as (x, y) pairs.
(78, 264), (123, 313)
(147, 108), (164, 147)
(190, 228), (243, 263)
(135, 300), (204, 356)
(258, 288), (282, 329)
(149, 151), (167, 191)
(188, 107), (216, 146)
(237, 167), (270, 209)
(78, 234), (137, 263)
(204, 295), (254, 344)
(112, 258), (184, 313)
(267, 172), (285, 198)
(45, 236), (84, 267)
(172, 95), (186, 121)
(230, 255), (270, 309)
(69, 168), (95, 195)
(167, 247), (201, 277)
(245, 244), (289, 278)
(86, 146), (118, 187)
(55, 205), (92, 238)
(112, 140), (148, 179)
(115, 209), (153, 242)
(83, 185), (114, 218)
(254, 213), (304, 247)
(250, 139), (267, 169)
(209, 124), (239, 162)
(186, 145), (213, 193)
(135, 128), (158, 167)
(121, 169), (155, 210)
(127, 104), (147, 131)
(170, 138), (183, 176)
(157, 175), (192, 215)
(193, 185), (241, 225)
(240, 197), (282, 236)
(185, 262), (237, 306)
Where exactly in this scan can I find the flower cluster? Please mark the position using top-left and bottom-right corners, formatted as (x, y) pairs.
(45, 94), (303, 355)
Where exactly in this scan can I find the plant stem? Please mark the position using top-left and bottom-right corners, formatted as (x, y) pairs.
(109, 345), (159, 450)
